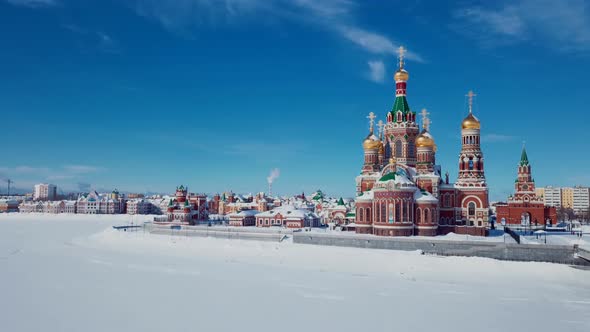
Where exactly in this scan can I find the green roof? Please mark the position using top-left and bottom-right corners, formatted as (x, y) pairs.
(337, 197), (345, 206)
(520, 147), (529, 166)
(379, 172), (397, 182)
(390, 95), (413, 120)
(168, 199), (174, 207)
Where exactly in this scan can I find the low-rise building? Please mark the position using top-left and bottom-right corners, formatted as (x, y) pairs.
(255, 205), (320, 229)
(228, 210), (259, 227)
(0, 199), (19, 212)
(77, 190), (125, 214)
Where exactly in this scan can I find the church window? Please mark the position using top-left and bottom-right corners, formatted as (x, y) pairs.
(468, 202), (476, 216)
(388, 204), (394, 223)
(416, 208), (422, 223)
(395, 201), (401, 222)
(381, 204), (386, 223)
(395, 140), (402, 158)
(468, 159), (474, 170)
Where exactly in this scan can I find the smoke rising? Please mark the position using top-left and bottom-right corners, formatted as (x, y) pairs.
(267, 168), (280, 184)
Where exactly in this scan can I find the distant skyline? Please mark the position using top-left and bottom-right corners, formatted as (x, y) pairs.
(1, 0), (589, 200)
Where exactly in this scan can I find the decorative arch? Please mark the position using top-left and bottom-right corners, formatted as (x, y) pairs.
(461, 195), (483, 208)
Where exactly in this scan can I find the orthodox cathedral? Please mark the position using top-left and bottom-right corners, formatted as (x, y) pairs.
(355, 47), (489, 237)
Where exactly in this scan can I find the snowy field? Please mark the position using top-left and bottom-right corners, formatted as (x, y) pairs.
(1, 214), (589, 332)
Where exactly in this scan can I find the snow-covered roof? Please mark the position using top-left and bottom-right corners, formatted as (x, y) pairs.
(229, 210), (260, 217)
(256, 205), (318, 220)
(414, 190), (438, 203)
(356, 191), (374, 202)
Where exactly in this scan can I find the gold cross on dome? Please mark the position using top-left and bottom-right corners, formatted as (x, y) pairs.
(466, 90), (477, 113)
(367, 112), (376, 133)
(377, 120), (384, 138)
(423, 118), (431, 132)
(397, 46), (406, 69)
(420, 108), (430, 131)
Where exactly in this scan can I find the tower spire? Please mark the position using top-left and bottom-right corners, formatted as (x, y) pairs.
(520, 142), (529, 166)
(466, 90), (476, 114)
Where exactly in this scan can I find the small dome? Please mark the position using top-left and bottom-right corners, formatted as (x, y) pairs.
(462, 113), (480, 130)
(363, 133), (382, 150)
(394, 69), (409, 82)
(416, 130), (435, 148)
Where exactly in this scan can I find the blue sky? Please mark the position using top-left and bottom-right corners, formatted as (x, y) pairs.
(0, 0), (589, 200)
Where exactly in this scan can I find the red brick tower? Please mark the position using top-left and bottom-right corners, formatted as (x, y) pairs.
(496, 146), (557, 227)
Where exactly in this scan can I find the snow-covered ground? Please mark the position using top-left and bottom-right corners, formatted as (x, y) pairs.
(1, 213), (589, 332)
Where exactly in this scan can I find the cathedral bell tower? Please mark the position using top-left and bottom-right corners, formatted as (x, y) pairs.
(384, 46), (419, 167)
(456, 91), (486, 187)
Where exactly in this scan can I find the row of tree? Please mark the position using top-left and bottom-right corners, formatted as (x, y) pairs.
(557, 207), (590, 222)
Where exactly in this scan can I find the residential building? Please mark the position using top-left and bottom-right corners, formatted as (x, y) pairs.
(572, 186), (590, 214)
(34, 183), (57, 201)
(126, 199), (151, 215)
(561, 187), (574, 209)
(542, 186), (562, 207)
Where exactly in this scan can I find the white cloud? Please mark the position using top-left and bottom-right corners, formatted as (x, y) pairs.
(4, 0), (57, 8)
(453, 0), (590, 51)
(367, 60), (385, 83)
(131, 0), (423, 65)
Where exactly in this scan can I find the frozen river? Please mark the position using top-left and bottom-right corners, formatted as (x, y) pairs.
(1, 214), (589, 332)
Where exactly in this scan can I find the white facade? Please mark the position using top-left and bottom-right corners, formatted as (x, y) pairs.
(34, 184), (57, 201)
(19, 200), (77, 214)
(542, 186), (562, 207)
(572, 186), (590, 213)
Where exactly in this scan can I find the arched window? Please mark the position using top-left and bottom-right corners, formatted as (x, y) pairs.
(381, 203), (386, 223)
(366, 208), (372, 222)
(358, 208), (364, 222)
(416, 208), (422, 223)
(468, 158), (474, 170)
(468, 202), (476, 216)
(388, 203), (394, 223)
(425, 208), (430, 223)
(395, 140), (402, 158)
(395, 201), (401, 222)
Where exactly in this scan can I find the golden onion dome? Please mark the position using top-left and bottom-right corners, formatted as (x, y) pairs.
(394, 69), (409, 82)
(363, 133), (382, 150)
(416, 130), (435, 148)
(462, 113), (481, 130)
